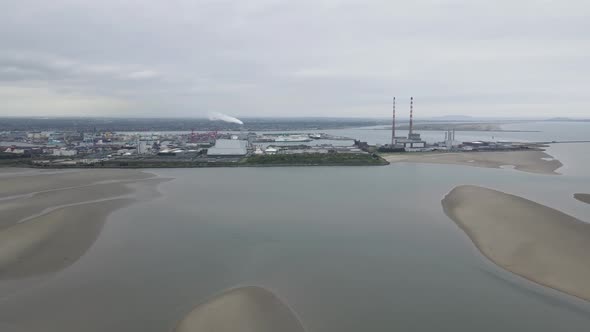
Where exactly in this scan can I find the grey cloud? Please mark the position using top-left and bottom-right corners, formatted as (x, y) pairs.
(124, 70), (161, 80)
(0, 52), (161, 82)
(1, 0), (589, 117)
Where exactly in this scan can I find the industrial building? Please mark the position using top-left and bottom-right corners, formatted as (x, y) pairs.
(137, 139), (157, 154)
(383, 96), (427, 151)
(52, 148), (77, 157)
(207, 139), (248, 157)
(400, 97), (426, 149)
(444, 129), (460, 148)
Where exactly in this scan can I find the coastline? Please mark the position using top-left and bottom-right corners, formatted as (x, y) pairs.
(383, 150), (562, 175)
(442, 185), (590, 302)
(0, 169), (162, 279)
(3, 153), (389, 169)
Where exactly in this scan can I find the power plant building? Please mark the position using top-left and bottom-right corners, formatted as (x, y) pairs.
(389, 96), (427, 150)
(395, 138), (426, 149)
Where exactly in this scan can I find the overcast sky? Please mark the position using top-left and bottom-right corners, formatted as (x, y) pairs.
(1, 0), (589, 118)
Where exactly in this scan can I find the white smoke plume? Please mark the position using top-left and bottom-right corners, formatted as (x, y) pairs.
(207, 112), (244, 125)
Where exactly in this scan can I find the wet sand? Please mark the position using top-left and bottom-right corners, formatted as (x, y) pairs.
(0, 169), (159, 279)
(0, 199), (133, 279)
(0, 169), (152, 198)
(443, 185), (590, 302)
(574, 193), (590, 205)
(384, 150), (562, 175)
(174, 286), (305, 332)
(0, 181), (137, 230)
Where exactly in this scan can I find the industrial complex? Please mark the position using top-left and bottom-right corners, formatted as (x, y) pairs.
(0, 98), (550, 168)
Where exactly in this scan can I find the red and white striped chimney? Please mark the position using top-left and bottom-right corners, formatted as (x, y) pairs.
(409, 97), (414, 136)
(391, 97), (396, 145)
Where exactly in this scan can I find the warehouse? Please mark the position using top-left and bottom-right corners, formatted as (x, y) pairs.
(207, 139), (248, 157)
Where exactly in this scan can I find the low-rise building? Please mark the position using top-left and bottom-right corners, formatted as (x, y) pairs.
(264, 147), (278, 155)
(4, 147), (26, 154)
(396, 138), (426, 149)
(207, 139), (248, 157)
(53, 149), (77, 157)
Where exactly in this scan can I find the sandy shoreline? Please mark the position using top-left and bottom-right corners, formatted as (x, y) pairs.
(174, 286), (305, 332)
(383, 150), (562, 175)
(0, 169), (160, 279)
(574, 193), (590, 205)
(443, 185), (590, 302)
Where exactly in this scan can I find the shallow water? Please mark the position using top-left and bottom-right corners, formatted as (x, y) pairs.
(1, 158), (589, 331)
(1, 123), (589, 332)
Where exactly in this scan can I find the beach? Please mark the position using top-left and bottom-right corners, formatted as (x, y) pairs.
(0, 168), (160, 279)
(574, 193), (590, 205)
(174, 286), (305, 332)
(384, 150), (562, 175)
(442, 185), (590, 302)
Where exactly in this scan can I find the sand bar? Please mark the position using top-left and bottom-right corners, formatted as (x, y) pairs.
(0, 169), (159, 279)
(0, 198), (133, 279)
(174, 286), (305, 332)
(442, 185), (590, 301)
(0, 181), (136, 230)
(384, 150), (562, 175)
(0, 169), (152, 198)
(574, 193), (590, 205)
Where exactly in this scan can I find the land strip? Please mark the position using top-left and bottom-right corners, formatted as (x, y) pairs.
(383, 150), (561, 175)
(443, 185), (590, 302)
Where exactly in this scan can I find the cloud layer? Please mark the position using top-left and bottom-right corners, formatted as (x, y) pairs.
(1, 0), (589, 117)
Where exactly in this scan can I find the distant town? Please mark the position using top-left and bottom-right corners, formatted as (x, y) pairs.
(1, 105), (550, 168)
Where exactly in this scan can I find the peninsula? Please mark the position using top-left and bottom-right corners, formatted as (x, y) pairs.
(382, 150), (562, 175)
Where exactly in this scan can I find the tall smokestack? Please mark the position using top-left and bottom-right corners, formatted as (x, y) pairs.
(391, 97), (396, 145)
(409, 97), (414, 136)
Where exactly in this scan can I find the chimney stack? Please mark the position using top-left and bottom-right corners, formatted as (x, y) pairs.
(409, 97), (414, 136)
(391, 97), (396, 145)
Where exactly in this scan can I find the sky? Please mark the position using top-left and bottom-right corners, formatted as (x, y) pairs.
(1, 0), (589, 118)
